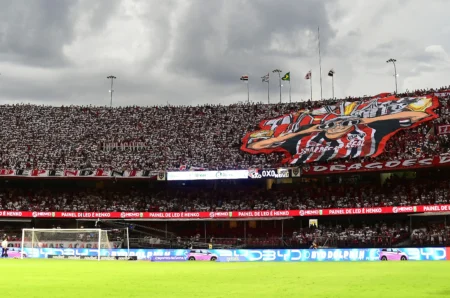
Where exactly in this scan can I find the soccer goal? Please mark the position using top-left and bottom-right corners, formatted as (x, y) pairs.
(21, 228), (130, 260)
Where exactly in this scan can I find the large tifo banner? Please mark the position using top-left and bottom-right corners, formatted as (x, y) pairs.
(20, 248), (450, 261)
(2, 204), (450, 219)
(241, 95), (439, 165)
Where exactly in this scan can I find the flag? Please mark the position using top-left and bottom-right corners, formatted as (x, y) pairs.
(261, 73), (269, 82)
(281, 72), (290, 81)
(426, 126), (435, 138)
(328, 69), (335, 77)
(240, 75), (249, 81)
(305, 71), (311, 80)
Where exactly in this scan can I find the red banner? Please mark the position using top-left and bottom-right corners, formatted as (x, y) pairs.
(1, 204), (450, 219)
(301, 154), (450, 175)
(437, 124), (450, 135)
(241, 95), (439, 165)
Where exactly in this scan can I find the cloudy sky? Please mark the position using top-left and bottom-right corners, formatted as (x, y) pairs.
(0, 0), (449, 107)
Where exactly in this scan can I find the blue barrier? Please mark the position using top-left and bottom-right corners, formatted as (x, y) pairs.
(20, 247), (448, 261)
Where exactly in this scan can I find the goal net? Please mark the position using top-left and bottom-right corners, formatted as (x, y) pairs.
(21, 229), (125, 260)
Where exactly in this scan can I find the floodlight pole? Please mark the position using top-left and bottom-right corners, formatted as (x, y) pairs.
(107, 75), (116, 107)
(386, 59), (397, 94)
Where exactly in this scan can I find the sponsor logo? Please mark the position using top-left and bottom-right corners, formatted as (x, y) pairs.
(393, 206), (413, 213)
(120, 212), (140, 218)
(31, 212), (52, 218)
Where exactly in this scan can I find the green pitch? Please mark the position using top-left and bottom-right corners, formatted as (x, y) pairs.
(1, 259), (450, 298)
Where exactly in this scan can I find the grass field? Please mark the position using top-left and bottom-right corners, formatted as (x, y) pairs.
(1, 260), (450, 298)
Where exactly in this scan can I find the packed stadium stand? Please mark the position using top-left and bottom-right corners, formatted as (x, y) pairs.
(0, 87), (449, 172)
(0, 169), (449, 249)
(0, 171), (448, 212)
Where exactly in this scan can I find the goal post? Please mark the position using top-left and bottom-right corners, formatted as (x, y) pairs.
(20, 228), (127, 260)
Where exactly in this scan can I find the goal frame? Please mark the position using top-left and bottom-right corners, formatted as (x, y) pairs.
(21, 228), (129, 261)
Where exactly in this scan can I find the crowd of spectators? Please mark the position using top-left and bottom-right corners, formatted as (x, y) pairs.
(176, 222), (449, 248)
(3, 222), (448, 248)
(0, 86), (450, 172)
(1, 175), (449, 212)
(411, 225), (450, 246)
(291, 223), (409, 248)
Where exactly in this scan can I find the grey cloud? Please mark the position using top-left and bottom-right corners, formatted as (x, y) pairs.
(76, 0), (122, 33)
(0, 0), (122, 68)
(1, 0), (450, 107)
(167, 0), (335, 85)
(347, 30), (361, 37)
(0, 0), (78, 67)
(365, 41), (400, 58)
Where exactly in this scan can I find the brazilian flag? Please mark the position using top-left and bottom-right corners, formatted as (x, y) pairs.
(281, 72), (290, 81)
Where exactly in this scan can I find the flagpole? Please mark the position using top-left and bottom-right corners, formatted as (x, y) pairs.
(247, 81), (250, 103)
(289, 81), (291, 103)
(279, 73), (282, 103)
(332, 75), (334, 99)
(272, 69), (282, 103)
(310, 73), (313, 101)
(318, 26), (323, 101)
(267, 81), (270, 104)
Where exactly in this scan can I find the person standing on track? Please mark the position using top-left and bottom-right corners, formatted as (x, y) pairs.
(1, 237), (8, 258)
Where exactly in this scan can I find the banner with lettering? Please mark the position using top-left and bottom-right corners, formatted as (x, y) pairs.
(1, 204), (450, 219)
(20, 247), (450, 261)
(241, 95), (439, 165)
(301, 154), (450, 175)
(7, 241), (122, 249)
(0, 169), (160, 179)
(437, 124), (450, 135)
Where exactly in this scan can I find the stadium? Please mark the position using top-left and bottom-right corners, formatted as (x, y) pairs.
(1, 1), (450, 298)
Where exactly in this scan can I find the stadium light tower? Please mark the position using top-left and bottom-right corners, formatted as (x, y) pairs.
(107, 75), (117, 107)
(386, 59), (398, 94)
(272, 69), (282, 103)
